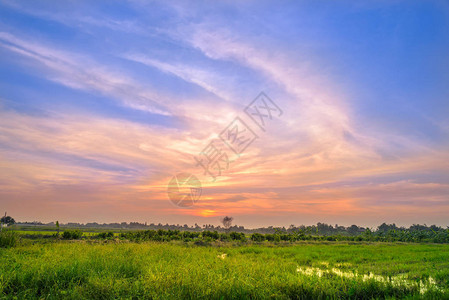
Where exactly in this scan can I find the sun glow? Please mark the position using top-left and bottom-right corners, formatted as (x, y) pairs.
(198, 209), (217, 217)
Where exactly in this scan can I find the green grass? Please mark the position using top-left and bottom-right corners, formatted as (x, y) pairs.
(0, 230), (19, 248)
(0, 241), (448, 299)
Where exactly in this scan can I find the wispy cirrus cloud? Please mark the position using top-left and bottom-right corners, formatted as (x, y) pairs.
(0, 32), (173, 116)
(0, 0), (448, 227)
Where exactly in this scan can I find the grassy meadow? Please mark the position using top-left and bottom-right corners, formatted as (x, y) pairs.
(1, 229), (449, 299)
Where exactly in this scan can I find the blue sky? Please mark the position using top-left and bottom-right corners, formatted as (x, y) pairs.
(0, 0), (448, 227)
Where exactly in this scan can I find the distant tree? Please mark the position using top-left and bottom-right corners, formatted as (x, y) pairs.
(430, 225), (441, 232)
(409, 224), (429, 231)
(0, 214), (15, 226)
(221, 216), (233, 232)
(347, 225), (360, 235)
(377, 223), (398, 233)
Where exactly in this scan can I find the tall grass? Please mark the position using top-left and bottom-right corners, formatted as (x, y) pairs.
(0, 230), (19, 248)
(0, 241), (448, 299)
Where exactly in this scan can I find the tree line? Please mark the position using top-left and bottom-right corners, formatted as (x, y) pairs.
(14, 219), (448, 236)
(62, 225), (449, 244)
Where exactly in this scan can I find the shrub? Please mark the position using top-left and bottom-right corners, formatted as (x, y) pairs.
(230, 232), (246, 241)
(219, 233), (231, 241)
(182, 231), (199, 241)
(62, 230), (83, 240)
(265, 234), (275, 241)
(97, 231), (114, 239)
(279, 234), (290, 241)
(202, 230), (219, 240)
(251, 233), (265, 242)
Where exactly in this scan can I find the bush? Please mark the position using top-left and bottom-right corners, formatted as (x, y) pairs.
(230, 232), (246, 241)
(251, 233), (265, 242)
(182, 231), (200, 240)
(97, 231), (114, 239)
(0, 230), (19, 248)
(219, 233), (231, 241)
(279, 234), (290, 241)
(202, 230), (219, 240)
(62, 230), (83, 240)
(265, 234), (275, 241)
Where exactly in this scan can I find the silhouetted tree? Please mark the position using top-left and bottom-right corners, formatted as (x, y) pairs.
(347, 225), (360, 235)
(377, 223), (398, 232)
(0, 214), (15, 226)
(221, 216), (233, 232)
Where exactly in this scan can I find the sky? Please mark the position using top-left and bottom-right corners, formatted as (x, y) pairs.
(0, 0), (448, 228)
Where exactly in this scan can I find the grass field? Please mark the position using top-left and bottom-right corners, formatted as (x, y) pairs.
(1, 238), (448, 299)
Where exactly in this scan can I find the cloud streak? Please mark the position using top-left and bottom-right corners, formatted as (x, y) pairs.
(0, 0), (448, 227)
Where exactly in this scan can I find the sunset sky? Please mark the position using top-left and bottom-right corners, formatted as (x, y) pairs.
(1, 0), (448, 228)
